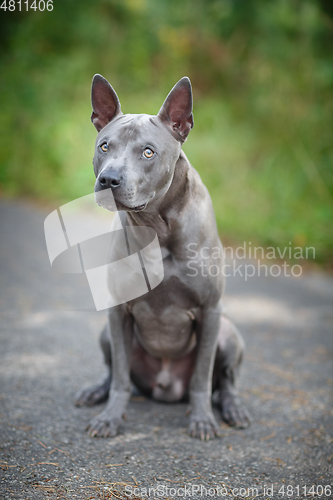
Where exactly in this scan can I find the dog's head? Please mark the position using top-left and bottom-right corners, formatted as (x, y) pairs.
(91, 75), (193, 212)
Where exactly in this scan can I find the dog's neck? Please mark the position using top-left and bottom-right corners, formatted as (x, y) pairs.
(125, 152), (190, 246)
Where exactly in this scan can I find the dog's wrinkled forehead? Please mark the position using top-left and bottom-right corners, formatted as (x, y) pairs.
(97, 113), (178, 149)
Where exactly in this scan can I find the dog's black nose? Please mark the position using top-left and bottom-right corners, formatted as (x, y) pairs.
(98, 169), (122, 189)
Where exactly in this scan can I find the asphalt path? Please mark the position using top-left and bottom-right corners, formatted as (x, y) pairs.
(0, 198), (332, 500)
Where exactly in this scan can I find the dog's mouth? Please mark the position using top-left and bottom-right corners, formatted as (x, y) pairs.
(115, 192), (157, 212)
(94, 189), (149, 212)
(94, 187), (155, 213)
(115, 200), (148, 212)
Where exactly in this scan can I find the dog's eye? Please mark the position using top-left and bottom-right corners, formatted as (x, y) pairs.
(100, 143), (108, 152)
(143, 148), (154, 159)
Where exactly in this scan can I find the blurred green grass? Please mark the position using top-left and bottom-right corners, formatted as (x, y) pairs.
(0, 0), (332, 262)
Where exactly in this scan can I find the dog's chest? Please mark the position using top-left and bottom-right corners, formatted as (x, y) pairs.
(129, 250), (199, 358)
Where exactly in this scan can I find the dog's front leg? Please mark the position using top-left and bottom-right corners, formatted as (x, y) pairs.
(87, 306), (133, 438)
(188, 306), (221, 440)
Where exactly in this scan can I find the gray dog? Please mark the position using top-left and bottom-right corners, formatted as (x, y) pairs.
(75, 75), (251, 440)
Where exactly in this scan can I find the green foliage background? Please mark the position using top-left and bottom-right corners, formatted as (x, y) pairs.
(0, 0), (332, 261)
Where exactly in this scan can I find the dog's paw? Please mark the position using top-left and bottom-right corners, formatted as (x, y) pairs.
(75, 374), (111, 407)
(188, 415), (220, 441)
(86, 412), (121, 438)
(221, 394), (251, 429)
(86, 388), (130, 437)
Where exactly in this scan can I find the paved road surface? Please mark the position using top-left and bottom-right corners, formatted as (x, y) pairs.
(0, 198), (332, 499)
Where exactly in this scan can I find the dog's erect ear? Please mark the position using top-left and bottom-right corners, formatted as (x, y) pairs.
(91, 74), (122, 132)
(157, 77), (194, 142)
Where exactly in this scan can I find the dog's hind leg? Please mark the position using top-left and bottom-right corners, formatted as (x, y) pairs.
(74, 324), (112, 407)
(213, 316), (251, 428)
